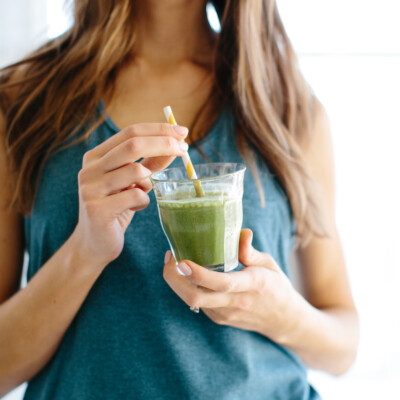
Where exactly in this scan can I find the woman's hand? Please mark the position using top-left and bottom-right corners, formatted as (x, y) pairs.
(163, 229), (300, 342)
(72, 123), (189, 268)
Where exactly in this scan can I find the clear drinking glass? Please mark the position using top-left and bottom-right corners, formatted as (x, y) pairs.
(151, 163), (246, 273)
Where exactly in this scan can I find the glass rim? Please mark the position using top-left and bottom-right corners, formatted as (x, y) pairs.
(150, 162), (246, 183)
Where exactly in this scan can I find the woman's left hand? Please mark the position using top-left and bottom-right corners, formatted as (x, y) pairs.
(163, 229), (300, 342)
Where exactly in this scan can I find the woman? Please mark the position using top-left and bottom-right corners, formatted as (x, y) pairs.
(0, 0), (359, 399)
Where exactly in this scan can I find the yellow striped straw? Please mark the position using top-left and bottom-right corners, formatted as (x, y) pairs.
(163, 106), (204, 197)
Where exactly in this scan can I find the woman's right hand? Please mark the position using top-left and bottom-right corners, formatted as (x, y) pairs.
(72, 123), (189, 268)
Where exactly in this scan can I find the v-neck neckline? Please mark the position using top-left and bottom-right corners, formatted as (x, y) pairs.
(98, 100), (228, 148)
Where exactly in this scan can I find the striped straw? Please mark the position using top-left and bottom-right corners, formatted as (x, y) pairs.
(163, 106), (204, 197)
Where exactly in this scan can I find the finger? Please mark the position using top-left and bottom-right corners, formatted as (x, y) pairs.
(238, 229), (253, 261)
(177, 259), (256, 293)
(141, 155), (177, 173)
(88, 123), (188, 160)
(134, 177), (152, 193)
(96, 163), (151, 196)
(101, 136), (188, 172)
(102, 187), (150, 214)
(120, 178), (152, 195)
(163, 252), (233, 309)
(238, 229), (278, 271)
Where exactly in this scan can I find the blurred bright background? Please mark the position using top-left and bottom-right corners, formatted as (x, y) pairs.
(1, 0), (399, 399)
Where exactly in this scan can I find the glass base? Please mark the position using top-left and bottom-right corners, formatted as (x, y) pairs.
(205, 261), (238, 273)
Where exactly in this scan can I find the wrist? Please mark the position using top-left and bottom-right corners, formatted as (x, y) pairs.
(65, 229), (109, 276)
(273, 289), (311, 347)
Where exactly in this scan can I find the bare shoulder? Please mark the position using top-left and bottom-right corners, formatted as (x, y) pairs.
(297, 99), (337, 240)
(309, 100), (333, 154)
(312, 99), (331, 133)
(303, 100), (334, 186)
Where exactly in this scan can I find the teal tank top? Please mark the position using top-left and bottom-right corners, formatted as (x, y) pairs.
(23, 105), (320, 399)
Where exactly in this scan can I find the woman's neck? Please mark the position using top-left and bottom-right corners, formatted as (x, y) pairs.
(134, 0), (215, 69)
(104, 1), (216, 132)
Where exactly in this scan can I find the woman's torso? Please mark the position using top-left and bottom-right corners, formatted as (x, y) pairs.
(23, 106), (319, 400)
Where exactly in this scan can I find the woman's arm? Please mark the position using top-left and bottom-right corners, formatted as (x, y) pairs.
(0, 223), (105, 396)
(0, 111), (101, 396)
(283, 102), (359, 374)
(163, 103), (359, 376)
(0, 109), (189, 396)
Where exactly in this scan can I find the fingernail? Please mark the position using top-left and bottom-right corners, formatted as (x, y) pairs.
(164, 250), (172, 264)
(173, 125), (189, 136)
(177, 262), (192, 276)
(179, 141), (189, 152)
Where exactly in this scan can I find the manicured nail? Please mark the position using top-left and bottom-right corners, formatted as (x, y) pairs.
(177, 262), (192, 276)
(173, 125), (189, 136)
(164, 251), (172, 264)
(179, 141), (189, 152)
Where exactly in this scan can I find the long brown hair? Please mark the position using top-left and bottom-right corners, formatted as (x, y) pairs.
(0, 0), (323, 242)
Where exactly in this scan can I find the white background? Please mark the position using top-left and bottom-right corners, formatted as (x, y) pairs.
(1, 0), (400, 399)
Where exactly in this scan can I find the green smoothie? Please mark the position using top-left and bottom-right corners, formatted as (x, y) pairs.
(157, 191), (243, 271)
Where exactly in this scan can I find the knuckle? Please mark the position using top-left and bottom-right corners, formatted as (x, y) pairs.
(160, 123), (172, 136)
(235, 295), (252, 311)
(221, 277), (234, 293)
(164, 136), (176, 151)
(246, 268), (263, 293)
(78, 168), (96, 194)
(78, 168), (87, 185)
(255, 274), (268, 294)
(78, 170), (92, 192)
(186, 293), (201, 308)
(126, 138), (139, 155)
(125, 125), (138, 138)
(82, 150), (93, 166)
(102, 176), (114, 193)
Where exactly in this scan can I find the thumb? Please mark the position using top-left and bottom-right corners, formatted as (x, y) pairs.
(238, 229), (277, 270)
